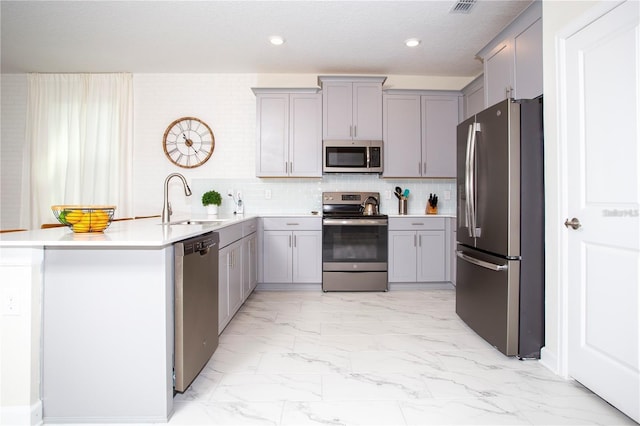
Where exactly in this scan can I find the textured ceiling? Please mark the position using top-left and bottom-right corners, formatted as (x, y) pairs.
(1, 0), (533, 76)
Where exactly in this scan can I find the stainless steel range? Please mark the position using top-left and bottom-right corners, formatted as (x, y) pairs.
(322, 192), (388, 292)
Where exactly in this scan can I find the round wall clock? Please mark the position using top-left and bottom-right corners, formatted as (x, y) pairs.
(163, 116), (215, 168)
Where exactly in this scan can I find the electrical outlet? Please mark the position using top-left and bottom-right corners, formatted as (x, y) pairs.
(444, 190), (451, 200)
(384, 190), (391, 200)
(265, 189), (272, 200)
(1, 289), (20, 316)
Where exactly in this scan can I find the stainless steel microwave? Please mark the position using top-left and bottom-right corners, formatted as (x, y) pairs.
(322, 140), (383, 173)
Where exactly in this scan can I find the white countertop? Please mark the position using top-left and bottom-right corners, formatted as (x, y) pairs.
(0, 212), (453, 248)
(0, 214), (257, 248)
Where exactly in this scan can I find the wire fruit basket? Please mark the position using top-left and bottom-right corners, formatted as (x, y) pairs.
(51, 205), (116, 233)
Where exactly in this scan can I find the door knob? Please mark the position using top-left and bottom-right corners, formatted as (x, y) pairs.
(564, 217), (582, 230)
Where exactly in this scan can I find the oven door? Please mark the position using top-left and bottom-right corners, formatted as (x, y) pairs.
(322, 218), (388, 271)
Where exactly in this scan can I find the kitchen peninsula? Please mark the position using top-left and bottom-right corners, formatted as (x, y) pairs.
(0, 215), (255, 423)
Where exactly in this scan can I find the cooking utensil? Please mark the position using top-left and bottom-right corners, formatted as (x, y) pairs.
(403, 189), (410, 198)
(394, 187), (403, 199)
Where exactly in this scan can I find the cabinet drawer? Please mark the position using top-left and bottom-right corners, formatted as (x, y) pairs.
(242, 218), (258, 236)
(388, 217), (445, 231)
(262, 217), (321, 231)
(217, 223), (243, 248)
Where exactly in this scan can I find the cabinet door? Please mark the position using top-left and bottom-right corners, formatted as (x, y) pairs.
(256, 94), (289, 176)
(514, 18), (542, 99)
(322, 82), (353, 139)
(289, 93), (322, 177)
(242, 233), (258, 300)
(416, 230), (446, 282)
(485, 42), (514, 107)
(228, 241), (243, 315)
(388, 231), (418, 283)
(262, 231), (293, 283)
(422, 95), (459, 178)
(218, 245), (230, 334)
(353, 83), (383, 140)
(292, 231), (322, 283)
(383, 95), (422, 177)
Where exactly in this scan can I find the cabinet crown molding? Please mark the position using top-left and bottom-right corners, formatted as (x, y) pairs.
(383, 89), (462, 97)
(251, 87), (320, 95)
(317, 75), (387, 87)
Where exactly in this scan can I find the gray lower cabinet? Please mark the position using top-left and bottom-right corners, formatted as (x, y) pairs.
(388, 217), (447, 283)
(261, 217), (322, 284)
(218, 218), (258, 334)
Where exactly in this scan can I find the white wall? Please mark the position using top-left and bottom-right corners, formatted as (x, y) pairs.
(0, 75), (28, 230)
(1, 73), (462, 228)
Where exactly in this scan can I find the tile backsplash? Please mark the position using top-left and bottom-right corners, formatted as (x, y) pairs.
(192, 175), (456, 216)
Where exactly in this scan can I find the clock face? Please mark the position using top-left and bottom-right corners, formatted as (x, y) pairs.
(163, 117), (215, 168)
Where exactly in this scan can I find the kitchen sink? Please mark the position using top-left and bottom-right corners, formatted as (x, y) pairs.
(166, 219), (228, 226)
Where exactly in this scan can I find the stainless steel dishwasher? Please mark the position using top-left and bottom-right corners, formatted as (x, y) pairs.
(174, 231), (219, 392)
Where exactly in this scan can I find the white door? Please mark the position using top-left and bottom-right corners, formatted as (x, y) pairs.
(563, 1), (639, 422)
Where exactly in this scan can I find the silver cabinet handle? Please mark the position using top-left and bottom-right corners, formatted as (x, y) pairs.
(456, 251), (508, 271)
(288, 235), (292, 247)
(293, 235), (297, 248)
(419, 235), (422, 247)
(564, 218), (582, 230)
(414, 234), (417, 247)
(354, 125), (357, 138)
(411, 223), (424, 226)
(286, 222), (299, 226)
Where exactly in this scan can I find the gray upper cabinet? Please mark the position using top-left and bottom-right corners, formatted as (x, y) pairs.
(478, 1), (542, 107)
(319, 76), (386, 140)
(253, 88), (322, 177)
(462, 75), (485, 120)
(383, 91), (460, 178)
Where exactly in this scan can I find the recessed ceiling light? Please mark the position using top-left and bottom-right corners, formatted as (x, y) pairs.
(405, 38), (421, 48)
(269, 36), (285, 46)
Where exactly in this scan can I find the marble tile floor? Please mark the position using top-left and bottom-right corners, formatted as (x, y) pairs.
(167, 288), (635, 426)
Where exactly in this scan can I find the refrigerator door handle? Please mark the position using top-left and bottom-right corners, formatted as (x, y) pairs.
(464, 124), (474, 236)
(456, 250), (508, 271)
(465, 122), (479, 238)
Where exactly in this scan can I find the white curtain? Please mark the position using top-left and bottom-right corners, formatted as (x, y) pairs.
(21, 73), (133, 228)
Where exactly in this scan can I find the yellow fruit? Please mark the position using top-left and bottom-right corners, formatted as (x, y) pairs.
(72, 224), (91, 232)
(65, 210), (84, 224)
(92, 210), (109, 222)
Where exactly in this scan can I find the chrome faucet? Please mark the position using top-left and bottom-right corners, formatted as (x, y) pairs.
(162, 173), (192, 223)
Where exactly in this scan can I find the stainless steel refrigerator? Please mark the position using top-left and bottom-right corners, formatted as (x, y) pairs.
(455, 98), (544, 358)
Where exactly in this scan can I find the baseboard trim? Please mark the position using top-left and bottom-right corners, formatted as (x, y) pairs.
(0, 400), (43, 425)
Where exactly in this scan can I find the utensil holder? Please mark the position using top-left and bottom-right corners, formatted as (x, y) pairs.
(426, 204), (438, 215)
(399, 199), (408, 215)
